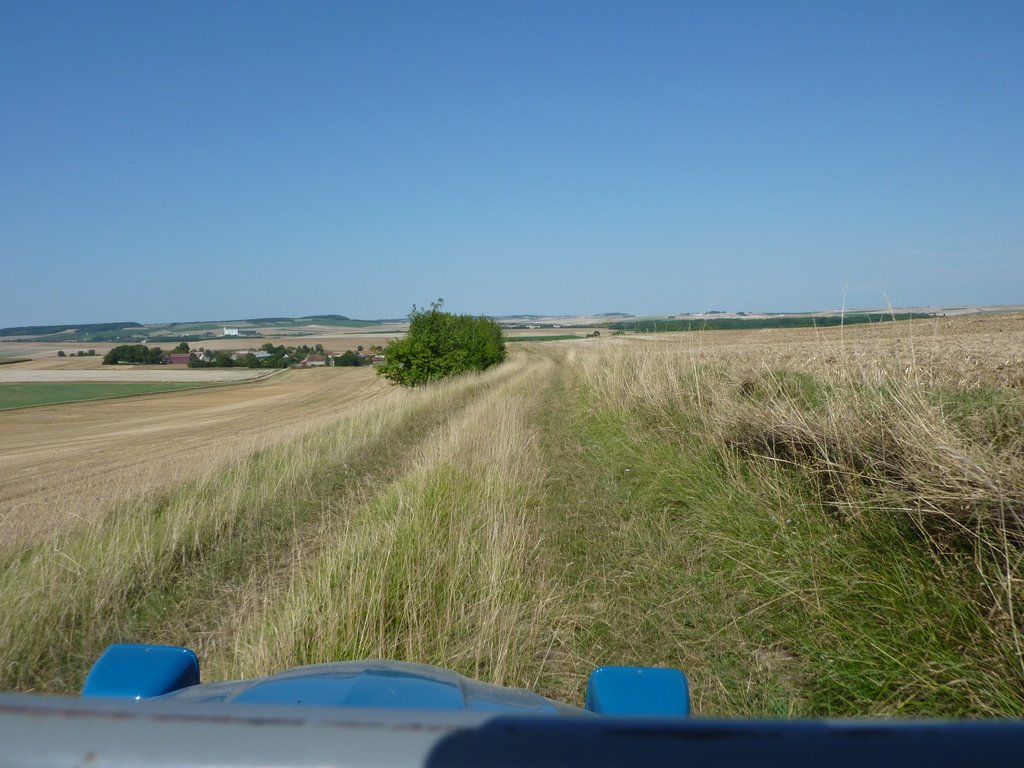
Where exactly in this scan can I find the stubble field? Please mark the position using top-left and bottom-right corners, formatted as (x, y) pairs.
(0, 367), (392, 544)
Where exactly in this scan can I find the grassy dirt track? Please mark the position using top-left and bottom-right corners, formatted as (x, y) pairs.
(0, 367), (391, 544)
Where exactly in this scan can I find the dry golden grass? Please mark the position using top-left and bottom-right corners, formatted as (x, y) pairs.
(219, 351), (567, 690)
(603, 312), (1024, 389)
(591, 315), (1024, 532)
(576, 314), (1024, 707)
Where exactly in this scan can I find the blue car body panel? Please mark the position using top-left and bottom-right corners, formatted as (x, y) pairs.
(1, 643), (1022, 766)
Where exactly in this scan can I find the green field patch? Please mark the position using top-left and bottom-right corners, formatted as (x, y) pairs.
(298, 317), (380, 328)
(146, 335), (221, 343)
(506, 335), (581, 342)
(0, 381), (213, 410)
(0, 358), (31, 366)
(167, 323), (222, 332)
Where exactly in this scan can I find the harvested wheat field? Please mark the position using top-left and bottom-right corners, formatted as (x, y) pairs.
(0, 366), (393, 545)
(1, 355), (111, 371)
(605, 312), (1024, 389)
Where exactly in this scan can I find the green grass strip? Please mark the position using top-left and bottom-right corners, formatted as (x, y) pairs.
(0, 382), (216, 410)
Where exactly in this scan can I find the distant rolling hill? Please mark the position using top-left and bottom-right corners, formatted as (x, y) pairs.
(0, 322), (143, 337)
(1, 315), (383, 342)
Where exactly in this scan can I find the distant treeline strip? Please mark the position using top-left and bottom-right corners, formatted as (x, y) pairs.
(0, 322), (142, 337)
(606, 312), (935, 333)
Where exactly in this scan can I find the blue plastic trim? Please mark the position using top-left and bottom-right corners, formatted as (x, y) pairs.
(82, 644), (200, 700)
(584, 666), (690, 717)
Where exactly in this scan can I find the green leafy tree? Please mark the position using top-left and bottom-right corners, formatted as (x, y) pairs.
(377, 299), (506, 386)
(173, 342), (190, 353)
(335, 349), (360, 366)
(103, 344), (166, 365)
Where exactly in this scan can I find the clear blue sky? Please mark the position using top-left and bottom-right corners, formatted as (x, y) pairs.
(2, 0), (1021, 324)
